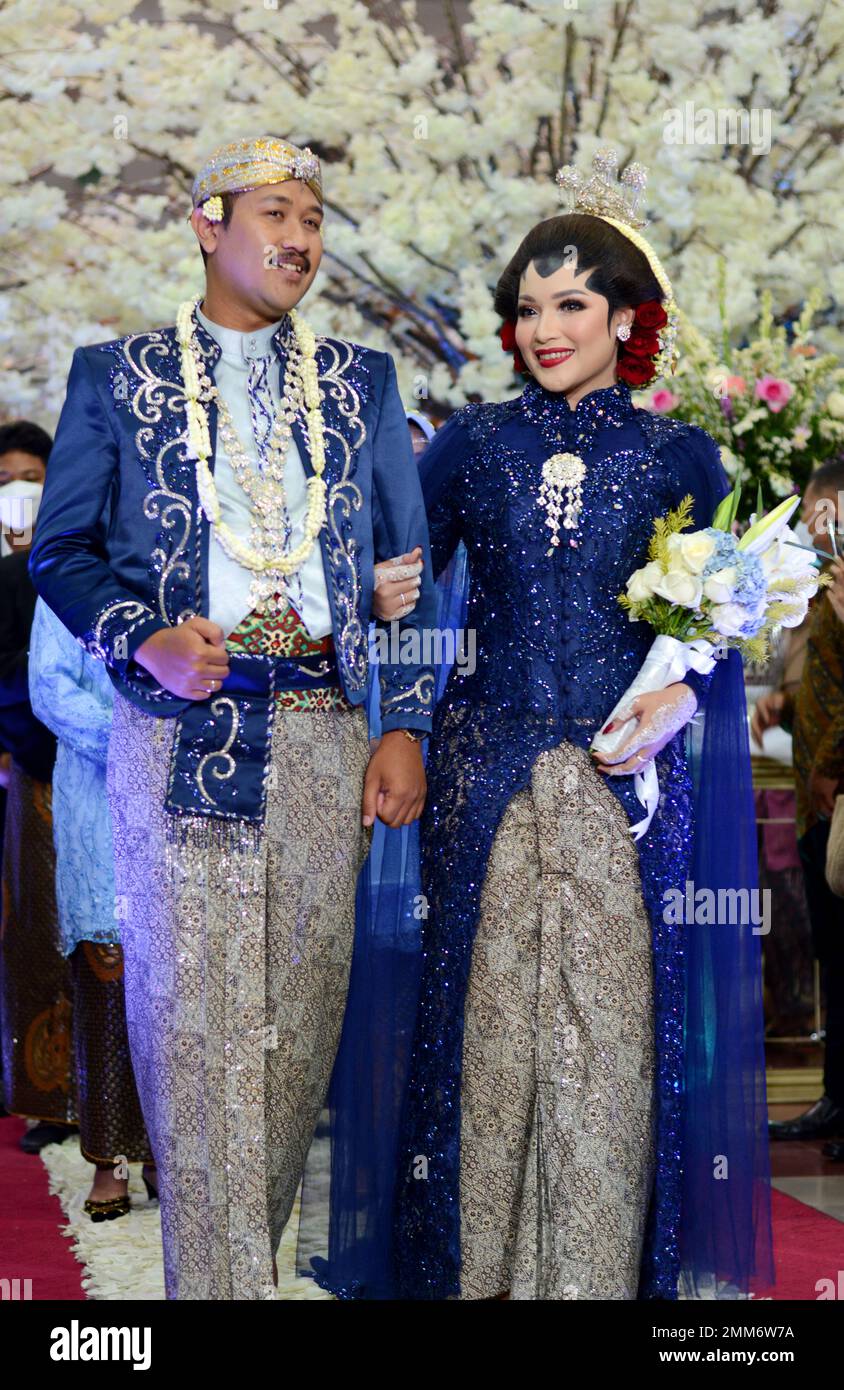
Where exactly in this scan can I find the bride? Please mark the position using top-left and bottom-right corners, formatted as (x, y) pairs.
(311, 148), (772, 1302)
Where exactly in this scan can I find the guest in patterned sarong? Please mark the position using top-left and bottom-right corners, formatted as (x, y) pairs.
(29, 596), (156, 1220)
(29, 136), (437, 1299)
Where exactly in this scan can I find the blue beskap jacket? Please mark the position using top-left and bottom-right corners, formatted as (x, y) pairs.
(29, 309), (437, 739)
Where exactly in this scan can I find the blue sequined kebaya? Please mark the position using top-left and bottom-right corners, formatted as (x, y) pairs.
(392, 379), (732, 1299)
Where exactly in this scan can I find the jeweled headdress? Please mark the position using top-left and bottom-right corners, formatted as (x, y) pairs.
(555, 147), (679, 379)
(191, 135), (323, 219)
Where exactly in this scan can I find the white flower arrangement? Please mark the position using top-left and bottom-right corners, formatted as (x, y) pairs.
(616, 488), (822, 653)
(590, 486), (826, 838)
(647, 279), (844, 495)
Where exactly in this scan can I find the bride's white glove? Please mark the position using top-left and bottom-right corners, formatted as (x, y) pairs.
(373, 546), (424, 620)
(590, 682), (698, 777)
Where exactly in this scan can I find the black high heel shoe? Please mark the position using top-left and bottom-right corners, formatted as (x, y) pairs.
(142, 1166), (159, 1201)
(84, 1193), (131, 1223)
(85, 1160), (130, 1222)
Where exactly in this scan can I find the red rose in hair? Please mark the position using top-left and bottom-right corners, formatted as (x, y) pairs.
(617, 355), (656, 386)
(634, 300), (668, 330)
(498, 320), (527, 375)
(624, 330), (660, 358)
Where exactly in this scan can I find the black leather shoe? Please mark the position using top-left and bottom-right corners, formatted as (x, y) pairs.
(822, 1140), (844, 1161)
(769, 1096), (844, 1141)
(18, 1122), (78, 1153)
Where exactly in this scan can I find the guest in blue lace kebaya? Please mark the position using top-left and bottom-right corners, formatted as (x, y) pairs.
(379, 163), (772, 1301)
(28, 597), (155, 1221)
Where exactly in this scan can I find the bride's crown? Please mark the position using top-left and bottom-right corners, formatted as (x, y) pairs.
(555, 147), (649, 230)
(552, 145), (679, 379)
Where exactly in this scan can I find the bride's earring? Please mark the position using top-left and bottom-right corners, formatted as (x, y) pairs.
(616, 322), (632, 341)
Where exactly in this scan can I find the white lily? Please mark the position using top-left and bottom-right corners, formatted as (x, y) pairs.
(737, 494), (801, 556)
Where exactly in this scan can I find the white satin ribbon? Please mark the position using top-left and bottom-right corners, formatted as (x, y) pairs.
(590, 634), (724, 841)
(630, 759), (660, 841)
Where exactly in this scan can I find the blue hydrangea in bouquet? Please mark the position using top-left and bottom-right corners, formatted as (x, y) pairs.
(590, 484), (826, 836)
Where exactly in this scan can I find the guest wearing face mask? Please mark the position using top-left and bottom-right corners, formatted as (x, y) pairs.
(0, 420), (77, 1151)
(0, 420), (52, 807)
(0, 422), (53, 787)
(0, 419), (47, 513)
(753, 461), (844, 1146)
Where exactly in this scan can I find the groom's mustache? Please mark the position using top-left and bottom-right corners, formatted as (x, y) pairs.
(271, 249), (310, 273)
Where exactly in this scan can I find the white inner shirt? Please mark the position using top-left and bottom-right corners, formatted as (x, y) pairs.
(196, 303), (333, 639)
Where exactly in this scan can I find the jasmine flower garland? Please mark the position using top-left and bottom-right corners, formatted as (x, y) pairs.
(176, 297), (328, 586)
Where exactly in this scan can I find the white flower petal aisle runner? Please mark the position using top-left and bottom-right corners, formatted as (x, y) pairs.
(39, 1137), (331, 1301)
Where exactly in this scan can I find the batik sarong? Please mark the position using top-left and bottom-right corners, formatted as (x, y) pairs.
(458, 742), (656, 1300)
(107, 602), (369, 1298)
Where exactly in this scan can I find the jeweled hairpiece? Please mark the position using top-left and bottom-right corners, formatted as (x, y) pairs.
(556, 147), (648, 230)
(554, 146), (679, 379)
(191, 135), (323, 209)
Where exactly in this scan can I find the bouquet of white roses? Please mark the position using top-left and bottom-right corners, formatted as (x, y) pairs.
(590, 486), (824, 837)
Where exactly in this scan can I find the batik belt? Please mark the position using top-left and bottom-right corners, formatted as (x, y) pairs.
(165, 597), (354, 825)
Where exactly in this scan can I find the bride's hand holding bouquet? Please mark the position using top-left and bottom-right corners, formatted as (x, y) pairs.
(590, 485), (825, 836)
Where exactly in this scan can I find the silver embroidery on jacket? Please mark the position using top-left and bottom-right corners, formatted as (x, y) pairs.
(196, 697), (239, 805)
(90, 597), (155, 660)
(315, 336), (368, 691)
(113, 331), (196, 625)
(379, 672), (435, 711)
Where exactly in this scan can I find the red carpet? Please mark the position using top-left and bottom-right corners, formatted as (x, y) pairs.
(0, 1115), (86, 1299)
(755, 1188), (844, 1301)
(0, 1114), (840, 1301)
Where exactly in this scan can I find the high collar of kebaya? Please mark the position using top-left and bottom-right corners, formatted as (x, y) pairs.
(520, 378), (637, 432)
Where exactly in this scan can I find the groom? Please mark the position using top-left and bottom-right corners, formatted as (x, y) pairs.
(30, 136), (437, 1299)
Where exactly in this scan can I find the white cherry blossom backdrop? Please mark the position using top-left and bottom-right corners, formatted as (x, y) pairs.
(1, 0), (841, 423)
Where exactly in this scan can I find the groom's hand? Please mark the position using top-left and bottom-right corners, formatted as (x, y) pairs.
(362, 731), (427, 828)
(135, 617), (230, 700)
